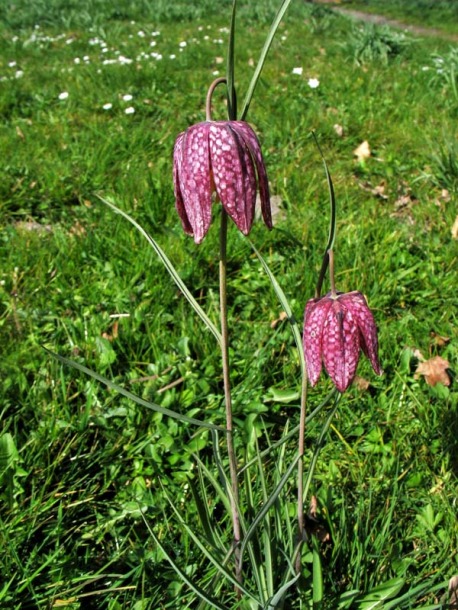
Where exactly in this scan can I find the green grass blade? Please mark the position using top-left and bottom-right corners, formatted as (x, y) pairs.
(162, 486), (260, 604)
(45, 348), (224, 431)
(141, 515), (227, 610)
(302, 395), (341, 501)
(265, 572), (301, 609)
(239, 389), (338, 474)
(312, 536), (323, 606)
(240, 0), (294, 120)
(97, 194), (222, 347)
(240, 454), (300, 563)
(356, 577), (405, 609)
(226, 0), (237, 120)
(249, 239), (306, 377)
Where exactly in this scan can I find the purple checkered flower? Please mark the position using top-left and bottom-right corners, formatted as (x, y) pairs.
(303, 291), (382, 392)
(173, 120), (272, 243)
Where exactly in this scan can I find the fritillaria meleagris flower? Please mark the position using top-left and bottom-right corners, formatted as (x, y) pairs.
(173, 120), (272, 243)
(303, 291), (382, 392)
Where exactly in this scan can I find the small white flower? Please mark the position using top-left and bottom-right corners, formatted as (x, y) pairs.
(15, 70), (24, 79)
(137, 30), (145, 37)
(124, 106), (135, 114)
(152, 31), (160, 36)
(8, 61), (17, 67)
(212, 70), (219, 76)
(292, 67), (303, 76)
(169, 54), (176, 59)
(74, 57), (81, 64)
(58, 91), (69, 100)
(122, 94), (133, 101)
(103, 102), (112, 110)
(308, 77), (320, 89)
(150, 40), (157, 47)
(179, 41), (187, 48)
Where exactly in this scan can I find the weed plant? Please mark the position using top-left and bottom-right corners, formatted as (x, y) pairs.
(0, 0), (457, 608)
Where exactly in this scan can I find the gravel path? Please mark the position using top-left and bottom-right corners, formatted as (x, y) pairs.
(310, 1), (458, 42)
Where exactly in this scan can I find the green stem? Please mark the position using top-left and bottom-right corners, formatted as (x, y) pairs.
(219, 208), (242, 585)
(295, 366), (308, 574)
(328, 249), (337, 297)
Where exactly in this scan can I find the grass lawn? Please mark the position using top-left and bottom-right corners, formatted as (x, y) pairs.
(1, 0), (457, 608)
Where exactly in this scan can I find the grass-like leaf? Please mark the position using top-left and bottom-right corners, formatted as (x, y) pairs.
(46, 348), (224, 431)
(265, 572), (301, 609)
(141, 514), (227, 610)
(97, 194), (223, 347)
(249, 239), (306, 377)
(240, 0), (294, 120)
(226, 0), (237, 120)
(240, 453), (300, 563)
(312, 132), (337, 298)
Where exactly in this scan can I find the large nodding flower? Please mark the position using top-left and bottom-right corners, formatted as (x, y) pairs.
(173, 118), (272, 244)
(303, 290), (382, 393)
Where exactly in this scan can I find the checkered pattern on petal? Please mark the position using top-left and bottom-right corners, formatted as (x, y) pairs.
(339, 291), (382, 375)
(303, 296), (332, 386)
(232, 121), (272, 229)
(173, 131), (193, 236)
(209, 122), (256, 235)
(322, 300), (360, 392)
(179, 123), (213, 244)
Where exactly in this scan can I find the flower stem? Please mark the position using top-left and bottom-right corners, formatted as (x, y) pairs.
(219, 207), (242, 586)
(206, 77), (227, 121)
(296, 366), (308, 574)
(328, 249), (337, 297)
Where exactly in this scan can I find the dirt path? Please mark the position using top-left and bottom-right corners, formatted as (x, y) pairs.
(311, 1), (458, 42)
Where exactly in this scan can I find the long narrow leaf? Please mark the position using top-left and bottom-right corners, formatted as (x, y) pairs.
(161, 486), (260, 604)
(141, 516), (227, 610)
(226, 0), (237, 120)
(265, 573), (301, 610)
(249, 240), (305, 377)
(239, 389), (338, 475)
(302, 395), (341, 502)
(46, 349), (224, 431)
(240, 0), (294, 119)
(97, 194), (222, 346)
(240, 454), (300, 562)
(311, 133), (337, 298)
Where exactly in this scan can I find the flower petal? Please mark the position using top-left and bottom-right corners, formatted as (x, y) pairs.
(173, 131), (193, 236)
(179, 123), (213, 243)
(303, 297), (332, 386)
(322, 301), (360, 392)
(233, 121), (272, 229)
(209, 122), (256, 235)
(339, 292), (382, 375)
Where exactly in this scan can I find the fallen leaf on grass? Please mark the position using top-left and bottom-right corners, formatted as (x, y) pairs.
(333, 123), (344, 137)
(430, 331), (450, 347)
(353, 375), (371, 391)
(414, 356), (451, 387)
(353, 140), (371, 162)
(271, 310), (288, 329)
(449, 575), (458, 610)
(358, 180), (388, 200)
(452, 215), (458, 239)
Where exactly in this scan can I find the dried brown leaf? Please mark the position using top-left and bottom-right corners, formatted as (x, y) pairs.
(353, 140), (371, 162)
(452, 215), (458, 240)
(271, 310), (288, 329)
(430, 331), (450, 348)
(415, 356), (451, 387)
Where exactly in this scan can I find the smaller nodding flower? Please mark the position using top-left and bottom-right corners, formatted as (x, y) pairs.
(303, 291), (382, 392)
(173, 119), (272, 243)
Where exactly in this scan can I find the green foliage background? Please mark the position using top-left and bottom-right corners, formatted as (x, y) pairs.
(0, 0), (457, 607)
